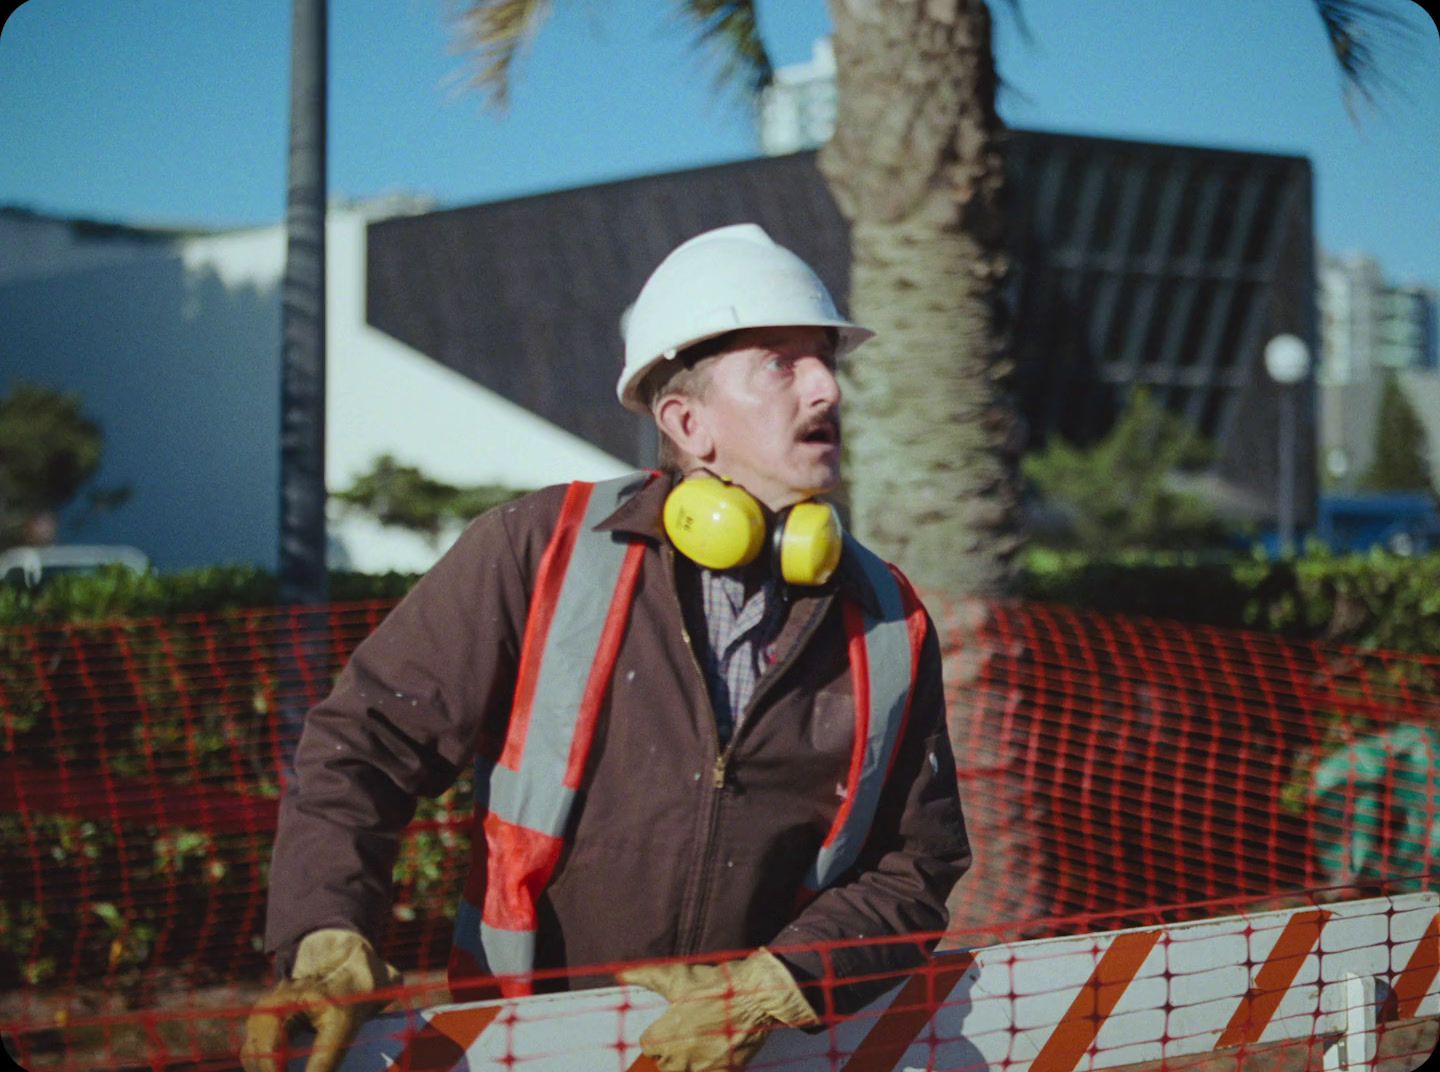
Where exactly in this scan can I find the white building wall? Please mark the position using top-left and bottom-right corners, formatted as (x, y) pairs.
(0, 204), (632, 574)
(322, 209), (631, 573)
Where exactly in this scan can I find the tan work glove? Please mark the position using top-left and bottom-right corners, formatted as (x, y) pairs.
(618, 947), (819, 1072)
(240, 928), (402, 1072)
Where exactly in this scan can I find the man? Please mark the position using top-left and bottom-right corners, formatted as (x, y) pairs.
(242, 224), (969, 1072)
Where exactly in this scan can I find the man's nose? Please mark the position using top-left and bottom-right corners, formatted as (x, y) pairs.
(801, 356), (841, 406)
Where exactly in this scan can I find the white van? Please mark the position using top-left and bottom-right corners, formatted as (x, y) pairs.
(0, 545), (150, 589)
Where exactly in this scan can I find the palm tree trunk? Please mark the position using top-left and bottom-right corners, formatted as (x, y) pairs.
(277, 0), (329, 779)
(279, 0), (329, 609)
(822, 0), (1044, 937)
(821, 0), (1021, 598)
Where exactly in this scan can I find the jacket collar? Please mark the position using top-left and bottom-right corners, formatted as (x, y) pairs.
(595, 470), (881, 618)
(594, 469), (671, 543)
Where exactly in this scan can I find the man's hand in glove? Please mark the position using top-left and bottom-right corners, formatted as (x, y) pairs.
(618, 947), (819, 1072)
(240, 928), (402, 1072)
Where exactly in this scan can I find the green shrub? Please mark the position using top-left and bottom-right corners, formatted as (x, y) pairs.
(1023, 387), (1228, 553)
(4, 546), (1436, 653)
(1020, 545), (1440, 655)
(0, 566), (420, 626)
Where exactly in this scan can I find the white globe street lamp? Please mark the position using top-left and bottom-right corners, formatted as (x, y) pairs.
(1264, 334), (1312, 554)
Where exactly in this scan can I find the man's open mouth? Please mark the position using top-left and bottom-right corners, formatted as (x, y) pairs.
(800, 422), (839, 445)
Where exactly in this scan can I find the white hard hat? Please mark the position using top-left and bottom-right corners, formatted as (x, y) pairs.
(617, 223), (873, 412)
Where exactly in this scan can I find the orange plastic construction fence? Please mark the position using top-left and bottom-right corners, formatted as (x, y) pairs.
(1, 596), (1436, 1070)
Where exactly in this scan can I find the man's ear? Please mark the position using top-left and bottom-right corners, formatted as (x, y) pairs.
(655, 394), (714, 462)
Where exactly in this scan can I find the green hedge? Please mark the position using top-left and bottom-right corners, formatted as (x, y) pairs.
(1020, 546), (1440, 655)
(3, 548), (1438, 654)
(0, 565), (420, 626)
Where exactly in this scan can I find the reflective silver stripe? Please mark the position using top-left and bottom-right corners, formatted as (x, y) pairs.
(489, 765), (579, 839)
(807, 536), (915, 890)
(479, 923), (535, 978)
(489, 472), (649, 831)
(452, 897), (490, 974)
(472, 472), (650, 978)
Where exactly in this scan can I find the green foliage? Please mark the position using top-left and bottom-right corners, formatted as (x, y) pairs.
(450, 1), (773, 108)
(0, 566), (445, 989)
(0, 810), (272, 987)
(1312, 0), (1426, 116)
(0, 563), (272, 623)
(5, 543), (1437, 653)
(1023, 388), (1228, 553)
(1362, 372), (1436, 493)
(1245, 543), (1440, 655)
(0, 383), (131, 546)
(673, 1), (774, 95)
(0, 565), (420, 625)
(333, 454), (526, 544)
(1021, 543), (1440, 654)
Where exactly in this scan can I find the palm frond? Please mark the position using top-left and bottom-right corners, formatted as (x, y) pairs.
(673, 0), (772, 97)
(991, 0), (1034, 48)
(449, 0), (553, 111)
(1311, 0), (1423, 118)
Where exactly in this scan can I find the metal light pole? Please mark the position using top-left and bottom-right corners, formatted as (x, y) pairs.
(1264, 334), (1312, 556)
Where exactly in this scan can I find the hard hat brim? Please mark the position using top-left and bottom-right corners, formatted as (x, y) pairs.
(618, 321), (875, 413)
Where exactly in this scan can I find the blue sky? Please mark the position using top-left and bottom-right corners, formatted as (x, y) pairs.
(1, 0), (1436, 286)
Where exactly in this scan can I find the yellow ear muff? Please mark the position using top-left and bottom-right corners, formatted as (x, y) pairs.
(776, 501), (843, 586)
(663, 477), (766, 571)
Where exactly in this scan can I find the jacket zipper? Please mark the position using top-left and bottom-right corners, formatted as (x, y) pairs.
(669, 560), (835, 955)
(669, 547), (729, 957)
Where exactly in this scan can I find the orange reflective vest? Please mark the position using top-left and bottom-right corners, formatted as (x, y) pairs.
(448, 473), (925, 996)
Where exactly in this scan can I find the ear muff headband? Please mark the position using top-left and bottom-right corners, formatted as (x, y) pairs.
(663, 477), (843, 586)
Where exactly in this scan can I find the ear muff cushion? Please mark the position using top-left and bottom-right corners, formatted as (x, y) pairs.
(777, 501), (843, 586)
(663, 477), (766, 571)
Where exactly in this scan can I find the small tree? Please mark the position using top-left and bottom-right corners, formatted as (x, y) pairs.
(1024, 387), (1227, 554)
(0, 383), (130, 548)
(333, 454), (526, 545)
(1362, 372), (1436, 494)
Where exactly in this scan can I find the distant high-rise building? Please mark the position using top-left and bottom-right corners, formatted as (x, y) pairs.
(1320, 252), (1383, 384)
(1317, 252), (1438, 488)
(758, 38), (836, 156)
(1319, 251), (1437, 383)
(1378, 285), (1438, 372)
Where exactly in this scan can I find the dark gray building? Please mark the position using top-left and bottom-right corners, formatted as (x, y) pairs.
(367, 129), (1317, 523)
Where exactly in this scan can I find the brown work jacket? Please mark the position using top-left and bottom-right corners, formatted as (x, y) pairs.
(265, 474), (970, 1013)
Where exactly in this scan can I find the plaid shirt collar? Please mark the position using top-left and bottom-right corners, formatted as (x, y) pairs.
(698, 566), (786, 741)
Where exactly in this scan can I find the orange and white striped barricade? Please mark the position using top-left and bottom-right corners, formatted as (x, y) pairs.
(296, 891), (1439, 1072)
